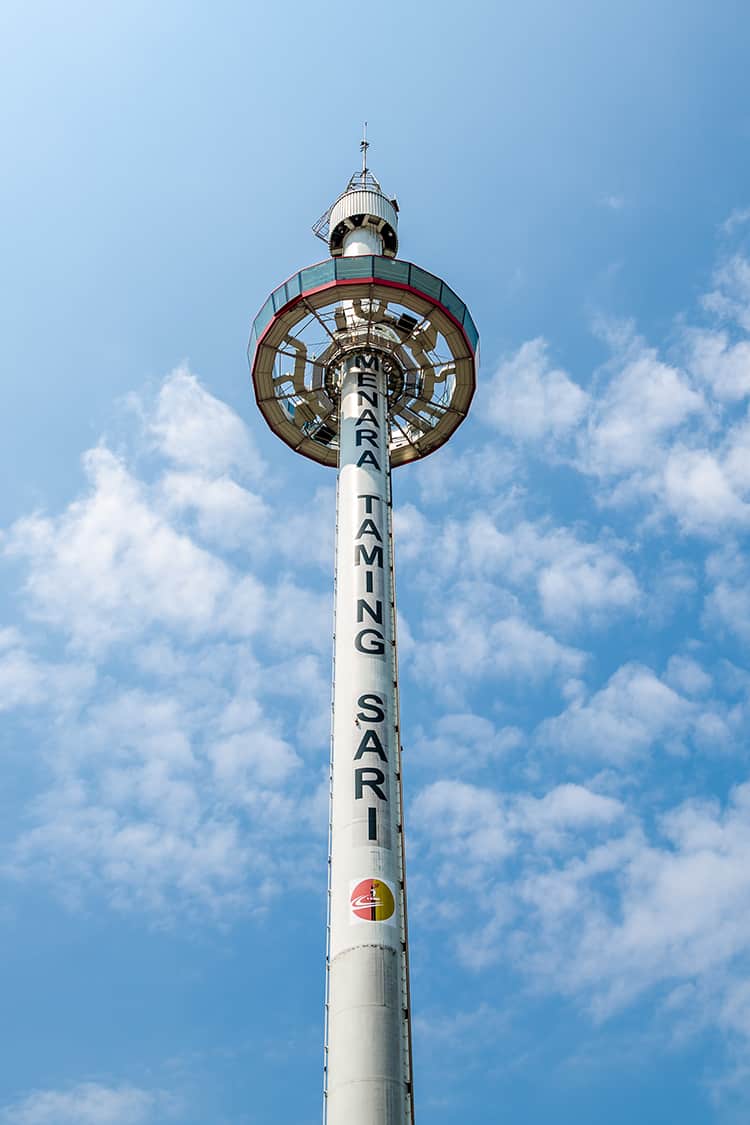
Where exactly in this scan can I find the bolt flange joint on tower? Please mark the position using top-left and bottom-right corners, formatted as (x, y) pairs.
(248, 149), (478, 1125)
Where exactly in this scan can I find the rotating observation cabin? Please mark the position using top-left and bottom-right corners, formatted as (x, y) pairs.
(248, 137), (478, 1125)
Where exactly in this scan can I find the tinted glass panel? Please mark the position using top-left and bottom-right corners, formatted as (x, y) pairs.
(409, 265), (442, 301)
(462, 311), (479, 352)
(272, 284), (288, 312)
(373, 257), (410, 284)
(254, 296), (275, 338)
(336, 255), (374, 279)
(439, 282), (466, 324)
(285, 272), (301, 299)
(300, 261), (335, 291)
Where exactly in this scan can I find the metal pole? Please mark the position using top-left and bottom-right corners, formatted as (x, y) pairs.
(324, 344), (413, 1125)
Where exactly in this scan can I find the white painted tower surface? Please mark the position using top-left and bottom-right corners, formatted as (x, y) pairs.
(248, 136), (479, 1124)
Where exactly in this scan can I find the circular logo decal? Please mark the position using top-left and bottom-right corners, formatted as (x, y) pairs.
(350, 878), (395, 922)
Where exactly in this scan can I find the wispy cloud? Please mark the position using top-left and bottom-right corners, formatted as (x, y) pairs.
(599, 194), (626, 211)
(0, 1083), (180, 1125)
(482, 338), (589, 444)
(1, 368), (330, 919)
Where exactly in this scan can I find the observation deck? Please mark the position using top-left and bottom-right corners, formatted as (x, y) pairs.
(249, 255), (479, 468)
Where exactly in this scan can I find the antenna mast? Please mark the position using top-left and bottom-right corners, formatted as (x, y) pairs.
(360, 121), (369, 186)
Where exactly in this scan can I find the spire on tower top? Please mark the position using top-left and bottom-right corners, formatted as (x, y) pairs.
(360, 122), (369, 185)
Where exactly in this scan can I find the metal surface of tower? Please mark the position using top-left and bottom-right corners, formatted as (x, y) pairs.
(248, 139), (478, 1125)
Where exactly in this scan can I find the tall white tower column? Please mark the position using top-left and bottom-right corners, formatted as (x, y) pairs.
(325, 347), (412, 1125)
(248, 143), (478, 1125)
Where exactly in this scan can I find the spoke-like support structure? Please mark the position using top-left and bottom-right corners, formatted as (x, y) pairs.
(250, 257), (478, 468)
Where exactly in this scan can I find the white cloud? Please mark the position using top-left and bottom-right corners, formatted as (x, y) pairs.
(231, 579), (329, 655)
(704, 545), (750, 643)
(6, 660), (324, 917)
(724, 410), (750, 494)
(537, 663), (694, 764)
(514, 783), (624, 835)
(408, 512), (639, 630)
(159, 470), (270, 552)
(0, 1083), (178, 1125)
(144, 367), (263, 479)
(413, 1003), (509, 1050)
(535, 537), (639, 627)
(413, 773), (750, 1027)
(600, 194), (626, 211)
(705, 580), (750, 643)
(4, 448), (230, 652)
(483, 338), (589, 442)
(410, 778), (627, 957)
(567, 264), (750, 541)
(412, 608), (586, 700)
(0, 372), (332, 918)
(582, 348), (704, 478)
(490, 616), (587, 679)
(434, 243), (750, 553)
(272, 485), (335, 571)
(721, 208), (750, 236)
(0, 630), (94, 713)
(0, 645), (67, 711)
(392, 502), (430, 562)
(411, 712), (522, 772)
(409, 442), (518, 506)
(3, 443), (329, 657)
(684, 328), (750, 401)
(211, 727), (301, 790)
(702, 254), (750, 334)
(412, 780), (623, 868)
(662, 446), (749, 531)
(412, 779), (513, 865)
(0, 626), (23, 649)
(665, 655), (712, 697)
(572, 786), (750, 1014)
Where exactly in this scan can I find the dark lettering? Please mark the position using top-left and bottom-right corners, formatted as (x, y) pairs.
(358, 495), (380, 513)
(357, 598), (383, 625)
(355, 767), (387, 801)
(356, 428), (379, 448)
(357, 693), (385, 723)
(355, 518), (382, 541)
(354, 544), (383, 567)
(368, 806), (378, 840)
(355, 628), (385, 655)
(359, 354), (378, 369)
(357, 450), (381, 469)
(356, 409), (378, 425)
(354, 729), (387, 761)
(365, 571), (374, 593)
(357, 390), (378, 408)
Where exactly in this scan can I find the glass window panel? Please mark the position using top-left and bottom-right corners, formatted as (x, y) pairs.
(373, 257), (410, 284)
(439, 282), (466, 324)
(408, 265), (442, 302)
(285, 272), (301, 299)
(462, 310), (479, 352)
(272, 284), (288, 312)
(300, 261), (336, 291)
(336, 255), (374, 279)
(253, 296), (275, 338)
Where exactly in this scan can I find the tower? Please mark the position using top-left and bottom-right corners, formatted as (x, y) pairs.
(248, 140), (478, 1125)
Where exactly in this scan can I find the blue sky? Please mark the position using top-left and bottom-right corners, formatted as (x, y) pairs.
(2, 1), (750, 1122)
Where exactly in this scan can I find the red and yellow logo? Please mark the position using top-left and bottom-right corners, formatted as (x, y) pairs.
(350, 878), (395, 922)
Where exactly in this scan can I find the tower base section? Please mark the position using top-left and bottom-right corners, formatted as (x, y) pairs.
(327, 945), (409, 1125)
